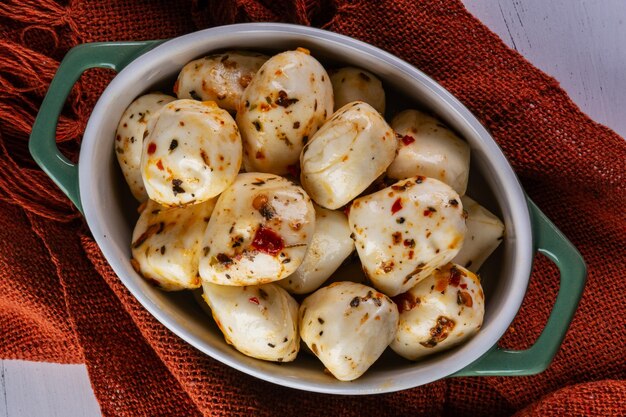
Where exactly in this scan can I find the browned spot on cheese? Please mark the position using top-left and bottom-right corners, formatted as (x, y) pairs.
(420, 316), (455, 348)
(200, 150), (211, 166)
(130, 258), (141, 273)
(457, 290), (473, 307)
(132, 223), (161, 248)
(239, 74), (253, 89)
(448, 233), (463, 250)
(381, 260), (395, 273)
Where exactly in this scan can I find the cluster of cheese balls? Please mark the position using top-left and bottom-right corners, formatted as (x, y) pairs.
(115, 48), (504, 381)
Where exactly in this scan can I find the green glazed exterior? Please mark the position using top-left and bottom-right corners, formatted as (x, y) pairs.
(29, 36), (586, 388)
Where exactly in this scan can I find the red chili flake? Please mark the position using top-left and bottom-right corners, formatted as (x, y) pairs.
(343, 204), (351, 217)
(251, 226), (284, 256)
(248, 297), (260, 305)
(286, 163), (300, 177)
(147, 142), (157, 155)
(401, 135), (416, 146)
(460, 283), (468, 289)
(173, 80), (179, 95)
(391, 198), (403, 214)
(275, 90), (299, 108)
(449, 266), (462, 287)
(435, 276), (448, 292)
(423, 207), (436, 217)
(156, 160), (164, 171)
(403, 238), (415, 248)
(392, 292), (420, 314)
(408, 250), (415, 260)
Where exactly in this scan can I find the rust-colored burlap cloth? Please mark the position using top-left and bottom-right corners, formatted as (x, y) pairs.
(1, 0), (625, 416)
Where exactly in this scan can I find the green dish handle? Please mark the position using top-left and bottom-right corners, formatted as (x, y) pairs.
(29, 41), (163, 214)
(454, 198), (586, 376)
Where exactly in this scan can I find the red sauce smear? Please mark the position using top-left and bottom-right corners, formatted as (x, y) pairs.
(147, 142), (157, 155)
(251, 226), (284, 256)
(401, 135), (416, 146)
(248, 297), (260, 305)
(391, 198), (403, 214)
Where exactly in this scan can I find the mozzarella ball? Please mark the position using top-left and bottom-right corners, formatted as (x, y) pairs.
(300, 101), (397, 209)
(348, 176), (466, 297)
(278, 206), (354, 294)
(452, 196), (505, 272)
(202, 282), (300, 362)
(141, 100), (242, 207)
(174, 51), (268, 112)
(199, 173), (315, 286)
(115, 93), (175, 201)
(387, 110), (470, 195)
(390, 263), (484, 360)
(131, 198), (216, 291)
(299, 282), (398, 381)
(330, 67), (385, 114)
(237, 48), (333, 175)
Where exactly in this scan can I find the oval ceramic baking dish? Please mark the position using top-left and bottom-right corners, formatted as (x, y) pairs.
(29, 23), (586, 395)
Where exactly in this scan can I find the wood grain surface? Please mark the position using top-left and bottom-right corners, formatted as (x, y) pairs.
(2, 1), (624, 416)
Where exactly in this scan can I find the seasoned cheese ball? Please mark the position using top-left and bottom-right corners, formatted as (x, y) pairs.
(452, 195), (505, 272)
(390, 263), (484, 360)
(330, 67), (385, 114)
(199, 173), (315, 286)
(131, 198), (216, 291)
(299, 282), (398, 381)
(348, 176), (466, 297)
(141, 99), (242, 207)
(202, 282), (300, 362)
(300, 101), (397, 209)
(387, 109), (470, 195)
(115, 93), (175, 201)
(278, 206), (354, 294)
(237, 48), (333, 175)
(174, 51), (268, 112)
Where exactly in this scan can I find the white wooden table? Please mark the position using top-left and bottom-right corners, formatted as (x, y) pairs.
(2, 1), (624, 415)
